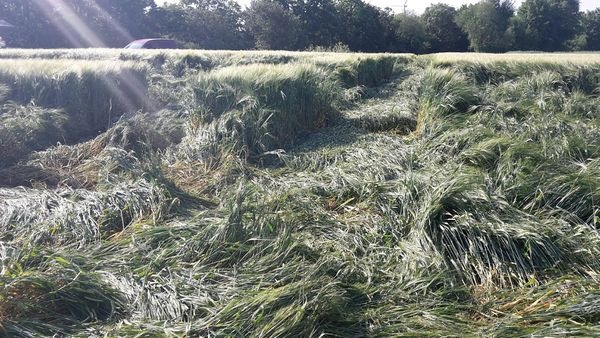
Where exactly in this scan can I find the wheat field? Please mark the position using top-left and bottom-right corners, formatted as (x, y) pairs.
(0, 50), (599, 336)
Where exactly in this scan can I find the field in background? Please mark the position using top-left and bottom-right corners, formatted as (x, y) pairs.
(430, 52), (600, 64)
(0, 50), (599, 336)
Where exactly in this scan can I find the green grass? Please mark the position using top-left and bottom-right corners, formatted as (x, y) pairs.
(0, 50), (599, 336)
(189, 63), (340, 159)
(0, 60), (149, 169)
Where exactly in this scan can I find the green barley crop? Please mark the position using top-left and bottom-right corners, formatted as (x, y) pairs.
(0, 51), (599, 337)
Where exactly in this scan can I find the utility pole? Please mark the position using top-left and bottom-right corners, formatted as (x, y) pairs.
(403, 0), (408, 14)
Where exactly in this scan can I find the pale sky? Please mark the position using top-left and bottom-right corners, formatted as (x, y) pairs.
(158, 0), (600, 13)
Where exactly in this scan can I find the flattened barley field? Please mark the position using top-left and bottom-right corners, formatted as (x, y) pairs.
(0, 50), (599, 336)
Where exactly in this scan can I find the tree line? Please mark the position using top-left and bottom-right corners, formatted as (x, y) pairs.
(1, 0), (599, 52)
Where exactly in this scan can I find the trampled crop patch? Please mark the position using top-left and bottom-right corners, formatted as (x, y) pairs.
(0, 51), (599, 336)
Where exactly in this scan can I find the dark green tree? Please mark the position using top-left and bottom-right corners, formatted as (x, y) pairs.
(456, 0), (514, 52)
(94, 0), (156, 46)
(0, 0), (64, 47)
(514, 0), (580, 51)
(245, 0), (302, 50)
(422, 4), (468, 52)
(0, 0), (156, 47)
(392, 12), (428, 53)
(277, 0), (341, 49)
(583, 9), (600, 50)
(149, 0), (249, 49)
(334, 0), (389, 52)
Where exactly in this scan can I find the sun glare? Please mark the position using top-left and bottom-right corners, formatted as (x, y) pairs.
(31, 1), (151, 114)
(86, 1), (135, 44)
(34, 0), (106, 47)
(34, 0), (134, 48)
